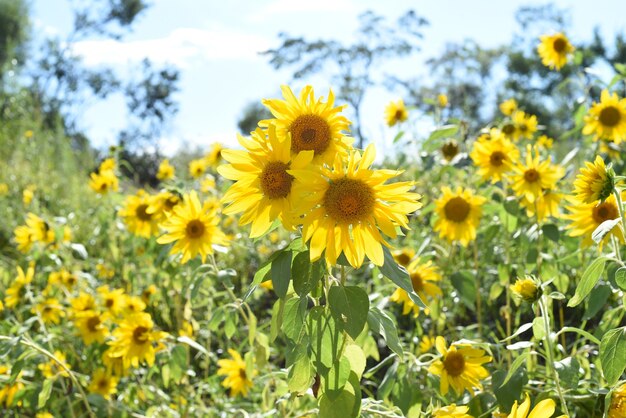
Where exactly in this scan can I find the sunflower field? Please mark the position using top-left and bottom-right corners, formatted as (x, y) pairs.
(3, 4), (626, 418)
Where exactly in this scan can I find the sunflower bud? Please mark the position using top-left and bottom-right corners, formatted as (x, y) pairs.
(510, 276), (541, 303)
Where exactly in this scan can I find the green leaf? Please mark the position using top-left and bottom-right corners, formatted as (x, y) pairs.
(177, 336), (210, 357)
(38, 379), (53, 408)
(592, 219), (621, 244)
(292, 251), (323, 297)
(500, 351), (530, 387)
(615, 267), (626, 291)
(555, 357), (580, 389)
(344, 344), (366, 379)
(367, 308), (402, 356)
(288, 353), (313, 393)
(583, 284), (612, 320)
(380, 246), (425, 308)
(492, 368), (527, 411)
(282, 297), (307, 341)
(325, 356), (351, 391)
(600, 327), (626, 386)
(393, 130), (405, 144)
(169, 345), (187, 383)
(556, 326), (601, 346)
(308, 307), (342, 370)
(568, 256), (607, 307)
(427, 124), (458, 141)
(328, 285), (370, 339)
(532, 317), (545, 340)
(542, 224), (560, 243)
(271, 250), (293, 298)
(450, 271), (477, 310)
(318, 372), (361, 418)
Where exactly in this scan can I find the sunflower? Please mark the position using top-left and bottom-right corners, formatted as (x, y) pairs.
(583, 90), (626, 144)
(434, 187), (485, 247)
(98, 286), (126, 316)
(0, 365), (24, 408)
(217, 349), (254, 397)
(390, 259), (442, 317)
(470, 131), (520, 183)
(47, 269), (78, 291)
(14, 213), (55, 253)
(89, 170), (119, 194)
(141, 285), (157, 304)
(510, 276), (541, 303)
(107, 312), (167, 369)
(437, 94), (449, 108)
(156, 159), (175, 181)
(384, 99), (409, 127)
(38, 351), (70, 378)
(509, 146), (564, 203)
(609, 383), (626, 418)
(536, 135), (554, 149)
(218, 126), (314, 238)
(441, 140), (460, 162)
(88, 369), (118, 400)
(102, 348), (127, 377)
(573, 156), (614, 204)
(428, 336), (492, 396)
(32, 298), (65, 324)
(511, 111), (538, 141)
(204, 142), (224, 167)
(70, 292), (97, 316)
(99, 158), (116, 172)
(23, 185), (35, 205)
(118, 190), (162, 238)
(564, 194), (625, 248)
(157, 190), (228, 263)
(5, 264), (34, 309)
(500, 98), (517, 116)
(74, 310), (110, 345)
(189, 158), (208, 178)
(520, 189), (563, 223)
(433, 404), (473, 418)
(260, 85), (352, 164)
(148, 190), (181, 217)
(419, 335), (436, 354)
(392, 248), (415, 268)
(537, 32), (574, 70)
(124, 295), (146, 314)
(289, 144), (422, 268)
(506, 394), (557, 418)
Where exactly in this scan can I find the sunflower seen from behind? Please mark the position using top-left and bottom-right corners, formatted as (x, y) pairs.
(509, 146), (564, 203)
(583, 89), (626, 144)
(260, 85), (352, 164)
(537, 32), (574, 70)
(390, 259), (442, 317)
(290, 144), (422, 268)
(385, 99), (409, 127)
(157, 190), (228, 263)
(217, 349), (254, 397)
(470, 130), (520, 183)
(218, 126), (314, 238)
(434, 187), (485, 247)
(428, 336), (492, 396)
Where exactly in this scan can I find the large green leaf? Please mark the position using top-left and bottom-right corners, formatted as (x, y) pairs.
(568, 256), (607, 307)
(380, 246), (426, 308)
(367, 308), (402, 356)
(271, 250), (293, 298)
(600, 327), (626, 386)
(328, 285), (370, 339)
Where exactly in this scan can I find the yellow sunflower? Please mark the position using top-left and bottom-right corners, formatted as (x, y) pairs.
(0, 365), (24, 408)
(148, 190), (181, 217)
(260, 85), (352, 164)
(609, 383), (626, 418)
(289, 144), (422, 268)
(107, 312), (167, 369)
(14, 213), (55, 253)
(392, 247), (415, 268)
(157, 190), (229, 263)
(509, 146), (564, 203)
(583, 89), (626, 144)
(189, 158), (208, 178)
(217, 349), (254, 397)
(506, 394), (557, 418)
(89, 170), (119, 194)
(434, 187), (485, 247)
(74, 310), (110, 345)
(98, 286), (126, 316)
(118, 190), (162, 238)
(510, 276), (541, 303)
(32, 298), (65, 324)
(385, 99), (409, 127)
(470, 131), (520, 183)
(124, 295), (146, 314)
(520, 189), (563, 222)
(70, 292), (97, 316)
(433, 404), (473, 418)
(218, 126), (314, 237)
(565, 194), (625, 248)
(500, 98), (517, 116)
(5, 264), (34, 309)
(437, 94), (449, 108)
(390, 259), (442, 317)
(38, 351), (70, 379)
(536, 135), (554, 149)
(537, 32), (574, 70)
(156, 159), (175, 181)
(419, 335), (436, 354)
(204, 142), (224, 168)
(428, 336), (492, 396)
(511, 111), (538, 141)
(573, 156), (614, 204)
(88, 369), (118, 400)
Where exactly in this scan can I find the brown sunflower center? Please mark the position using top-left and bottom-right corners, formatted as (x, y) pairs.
(441, 141), (459, 160)
(444, 197), (471, 223)
(66, 276), (77, 286)
(105, 298), (114, 308)
(289, 114), (332, 155)
(100, 182), (108, 191)
(260, 161), (294, 199)
(593, 202), (619, 223)
(135, 204), (152, 221)
(239, 368), (247, 379)
(524, 169), (540, 183)
(502, 124), (515, 135)
(394, 109), (405, 121)
(87, 315), (101, 332)
(490, 151), (506, 167)
(553, 38), (566, 53)
(518, 123), (528, 132)
(133, 326), (149, 344)
(165, 196), (179, 210)
(324, 178), (375, 224)
(599, 106), (621, 127)
(186, 219), (206, 239)
(395, 253), (411, 267)
(410, 272), (424, 292)
(443, 351), (466, 377)
(98, 378), (109, 389)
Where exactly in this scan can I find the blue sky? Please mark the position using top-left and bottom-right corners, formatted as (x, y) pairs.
(31, 0), (626, 155)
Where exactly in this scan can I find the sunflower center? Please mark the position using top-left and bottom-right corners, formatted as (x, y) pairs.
(441, 141), (459, 160)
(443, 351), (466, 377)
(518, 123), (528, 132)
(394, 109), (404, 121)
(553, 38), (566, 53)
(289, 114), (332, 155)
(502, 124), (515, 135)
(524, 169), (540, 183)
(410, 272), (424, 292)
(87, 315), (101, 332)
(98, 378), (109, 389)
(395, 253), (411, 267)
(260, 161), (294, 199)
(599, 106), (621, 127)
(324, 178), (375, 224)
(444, 197), (471, 223)
(105, 298), (114, 308)
(100, 183), (108, 191)
(165, 196), (179, 210)
(135, 204), (152, 221)
(239, 368), (247, 379)
(593, 202), (619, 223)
(133, 326), (149, 344)
(489, 151), (506, 167)
(186, 219), (206, 239)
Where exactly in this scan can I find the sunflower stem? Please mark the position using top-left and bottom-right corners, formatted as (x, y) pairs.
(538, 297), (569, 416)
(613, 188), (626, 258)
(473, 240), (482, 336)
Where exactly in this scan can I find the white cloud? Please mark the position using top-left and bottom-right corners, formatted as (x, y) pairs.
(71, 27), (271, 68)
(247, 0), (355, 22)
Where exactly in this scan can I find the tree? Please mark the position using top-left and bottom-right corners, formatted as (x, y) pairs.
(0, 0), (29, 86)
